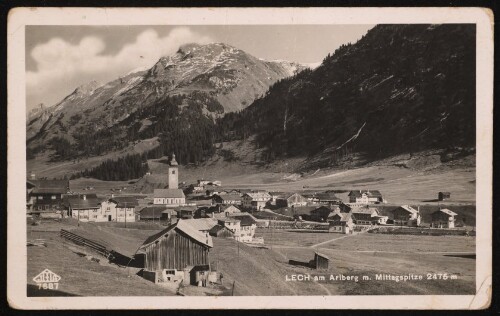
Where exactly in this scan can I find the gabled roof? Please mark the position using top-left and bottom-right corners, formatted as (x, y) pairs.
(139, 206), (168, 218)
(434, 208), (458, 216)
(243, 192), (271, 200)
(351, 207), (379, 215)
(140, 224), (176, 247)
(180, 218), (217, 231)
(30, 179), (69, 194)
(109, 196), (139, 207)
(67, 197), (101, 209)
(209, 224), (234, 235)
(140, 220), (213, 249)
(217, 194), (242, 201)
(153, 189), (185, 199)
(314, 251), (330, 259)
(176, 220), (213, 247)
(393, 205), (419, 214)
(220, 204), (242, 213)
(231, 214), (257, 226)
(310, 205), (334, 214)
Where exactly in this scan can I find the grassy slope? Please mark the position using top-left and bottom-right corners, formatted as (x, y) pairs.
(27, 230), (175, 296)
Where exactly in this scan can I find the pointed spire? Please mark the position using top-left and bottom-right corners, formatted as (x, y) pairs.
(170, 153), (178, 166)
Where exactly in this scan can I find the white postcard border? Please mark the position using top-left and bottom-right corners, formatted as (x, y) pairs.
(7, 7), (493, 310)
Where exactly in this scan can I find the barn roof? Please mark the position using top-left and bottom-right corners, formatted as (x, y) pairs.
(140, 220), (214, 249)
(31, 179), (70, 194)
(314, 251), (330, 260)
(140, 224), (176, 247)
(176, 220), (213, 247)
(153, 189), (185, 198)
(109, 196), (139, 207)
(435, 208), (458, 216)
(180, 218), (217, 231)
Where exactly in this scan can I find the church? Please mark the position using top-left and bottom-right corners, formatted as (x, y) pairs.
(153, 154), (186, 206)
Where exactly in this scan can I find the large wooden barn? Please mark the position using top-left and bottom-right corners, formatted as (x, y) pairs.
(138, 219), (213, 284)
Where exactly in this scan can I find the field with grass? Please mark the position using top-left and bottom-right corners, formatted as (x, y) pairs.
(26, 218), (475, 296)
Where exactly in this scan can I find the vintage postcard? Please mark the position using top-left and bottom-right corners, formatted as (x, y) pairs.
(7, 7), (493, 309)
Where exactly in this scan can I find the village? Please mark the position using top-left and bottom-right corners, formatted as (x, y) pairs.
(26, 154), (476, 296)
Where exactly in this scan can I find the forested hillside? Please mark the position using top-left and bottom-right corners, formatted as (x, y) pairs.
(216, 24), (476, 164)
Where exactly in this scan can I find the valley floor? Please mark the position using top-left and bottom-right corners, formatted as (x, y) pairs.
(27, 220), (475, 296)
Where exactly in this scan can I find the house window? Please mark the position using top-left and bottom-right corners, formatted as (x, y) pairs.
(45, 205), (49, 210)
(51, 195), (56, 200)
(172, 170), (176, 174)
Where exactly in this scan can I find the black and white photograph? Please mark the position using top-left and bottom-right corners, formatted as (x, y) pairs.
(7, 7), (493, 310)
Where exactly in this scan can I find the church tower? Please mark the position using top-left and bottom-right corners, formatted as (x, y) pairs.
(168, 153), (179, 189)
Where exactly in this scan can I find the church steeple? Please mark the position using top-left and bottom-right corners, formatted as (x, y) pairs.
(168, 153), (179, 189)
(170, 153), (178, 166)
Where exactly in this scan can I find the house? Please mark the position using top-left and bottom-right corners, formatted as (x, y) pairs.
(311, 252), (330, 270)
(230, 214), (257, 242)
(392, 205), (421, 227)
(67, 194), (103, 222)
(302, 193), (320, 204)
(269, 192), (286, 203)
(242, 192), (271, 211)
(217, 218), (241, 236)
(350, 207), (380, 225)
(138, 220), (213, 285)
(431, 209), (458, 228)
(329, 212), (354, 234)
(153, 189), (186, 206)
(276, 193), (308, 207)
(104, 196), (138, 222)
(438, 192), (451, 201)
(138, 206), (176, 222)
(315, 192), (342, 205)
(28, 179), (70, 214)
(310, 206), (338, 222)
(348, 190), (384, 204)
(175, 206), (198, 220)
(212, 194), (242, 206)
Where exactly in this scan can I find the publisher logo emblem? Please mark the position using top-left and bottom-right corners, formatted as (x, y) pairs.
(33, 269), (61, 290)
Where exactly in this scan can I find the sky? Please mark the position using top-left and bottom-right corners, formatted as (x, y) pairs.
(26, 25), (375, 110)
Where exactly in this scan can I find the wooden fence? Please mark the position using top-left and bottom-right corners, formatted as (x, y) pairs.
(60, 229), (114, 260)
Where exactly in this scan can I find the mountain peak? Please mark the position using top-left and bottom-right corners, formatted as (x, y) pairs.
(73, 80), (101, 95)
